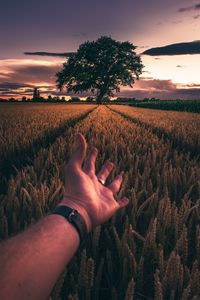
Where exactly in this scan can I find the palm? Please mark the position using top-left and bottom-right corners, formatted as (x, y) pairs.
(61, 134), (129, 231)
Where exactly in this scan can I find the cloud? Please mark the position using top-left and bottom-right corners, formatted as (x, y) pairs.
(176, 65), (182, 68)
(133, 77), (177, 92)
(118, 88), (200, 100)
(0, 82), (35, 97)
(0, 82), (56, 97)
(6, 64), (61, 85)
(183, 83), (200, 88)
(118, 78), (200, 100)
(24, 52), (76, 58)
(138, 45), (149, 49)
(1, 76), (200, 100)
(0, 59), (64, 98)
(143, 41), (200, 56)
(0, 72), (10, 79)
(178, 3), (200, 12)
(0, 59), (199, 100)
(0, 82), (34, 90)
(178, 7), (192, 13)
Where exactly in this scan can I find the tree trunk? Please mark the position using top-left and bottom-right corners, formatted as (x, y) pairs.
(96, 95), (102, 104)
(96, 91), (106, 104)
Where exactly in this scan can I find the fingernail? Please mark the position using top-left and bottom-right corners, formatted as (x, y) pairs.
(123, 197), (129, 204)
(120, 171), (124, 176)
(92, 147), (98, 154)
(108, 162), (114, 168)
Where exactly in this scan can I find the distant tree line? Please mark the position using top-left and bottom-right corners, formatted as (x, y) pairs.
(0, 96), (138, 103)
(129, 99), (200, 113)
(1, 94), (200, 113)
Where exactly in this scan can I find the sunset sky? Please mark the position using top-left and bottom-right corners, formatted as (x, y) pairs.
(0, 0), (200, 100)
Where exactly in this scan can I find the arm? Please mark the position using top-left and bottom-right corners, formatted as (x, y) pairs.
(0, 133), (129, 300)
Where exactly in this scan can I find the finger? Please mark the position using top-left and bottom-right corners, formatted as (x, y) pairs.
(97, 161), (114, 182)
(117, 197), (129, 208)
(69, 133), (87, 168)
(107, 172), (123, 194)
(83, 147), (98, 175)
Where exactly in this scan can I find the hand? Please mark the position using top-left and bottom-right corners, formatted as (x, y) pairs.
(59, 133), (129, 232)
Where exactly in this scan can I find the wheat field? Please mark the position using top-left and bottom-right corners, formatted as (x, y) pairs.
(0, 103), (199, 300)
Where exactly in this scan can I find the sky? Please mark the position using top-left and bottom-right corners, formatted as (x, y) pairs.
(0, 0), (200, 100)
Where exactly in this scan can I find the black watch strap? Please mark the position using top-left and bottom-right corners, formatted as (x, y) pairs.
(52, 205), (88, 245)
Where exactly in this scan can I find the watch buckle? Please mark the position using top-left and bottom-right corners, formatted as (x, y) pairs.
(68, 209), (77, 222)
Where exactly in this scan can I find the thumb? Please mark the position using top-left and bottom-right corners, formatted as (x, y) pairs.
(69, 133), (87, 168)
(117, 197), (129, 208)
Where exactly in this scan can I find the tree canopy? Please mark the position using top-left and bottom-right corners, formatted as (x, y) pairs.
(56, 36), (144, 103)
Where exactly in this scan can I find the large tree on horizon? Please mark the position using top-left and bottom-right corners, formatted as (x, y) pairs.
(56, 36), (144, 104)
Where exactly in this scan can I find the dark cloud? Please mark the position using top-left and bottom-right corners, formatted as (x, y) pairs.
(143, 41), (200, 56)
(0, 90), (29, 95)
(117, 81), (200, 99)
(118, 88), (200, 100)
(0, 82), (34, 90)
(0, 83), (54, 90)
(133, 77), (176, 92)
(0, 82), (39, 97)
(178, 3), (200, 12)
(178, 7), (192, 12)
(117, 78), (200, 100)
(7, 64), (62, 84)
(193, 14), (200, 19)
(24, 52), (75, 58)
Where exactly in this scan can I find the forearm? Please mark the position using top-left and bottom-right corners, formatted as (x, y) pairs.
(0, 132), (128, 300)
(0, 214), (80, 300)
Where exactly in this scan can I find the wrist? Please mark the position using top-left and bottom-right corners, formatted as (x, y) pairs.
(58, 199), (92, 233)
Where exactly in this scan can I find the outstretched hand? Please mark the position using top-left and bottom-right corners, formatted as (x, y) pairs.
(59, 133), (129, 232)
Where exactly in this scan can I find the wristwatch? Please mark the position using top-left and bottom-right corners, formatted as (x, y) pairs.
(52, 205), (88, 245)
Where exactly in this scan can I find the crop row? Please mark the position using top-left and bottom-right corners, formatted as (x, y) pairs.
(109, 105), (200, 158)
(0, 104), (95, 191)
(1, 105), (200, 299)
(0, 104), (95, 165)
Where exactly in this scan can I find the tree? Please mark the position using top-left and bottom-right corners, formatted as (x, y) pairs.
(48, 95), (53, 102)
(69, 97), (81, 103)
(56, 36), (144, 104)
(22, 96), (27, 102)
(85, 97), (95, 103)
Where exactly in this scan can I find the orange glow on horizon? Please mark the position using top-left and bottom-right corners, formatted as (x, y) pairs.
(1, 53), (200, 100)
